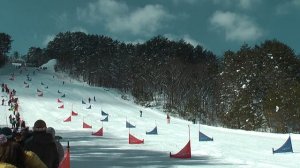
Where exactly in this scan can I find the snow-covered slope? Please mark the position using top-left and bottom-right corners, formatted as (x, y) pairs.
(0, 60), (299, 168)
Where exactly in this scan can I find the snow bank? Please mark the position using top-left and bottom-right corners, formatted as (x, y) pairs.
(40, 59), (57, 73)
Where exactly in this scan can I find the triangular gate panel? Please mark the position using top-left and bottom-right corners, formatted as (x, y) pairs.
(273, 136), (293, 154)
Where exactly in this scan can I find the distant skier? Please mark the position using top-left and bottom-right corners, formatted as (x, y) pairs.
(167, 113), (170, 124)
(140, 110), (143, 117)
(94, 96), (96, 102)
(88, 97), (91, 103)
(1, 99), (4, 106)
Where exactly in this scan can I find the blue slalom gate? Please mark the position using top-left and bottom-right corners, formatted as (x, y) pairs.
(272, 136), (293, 154)
(199, 131), (213, 141)
(146, 126), (158, 135)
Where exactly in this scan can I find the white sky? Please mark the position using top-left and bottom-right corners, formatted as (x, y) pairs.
(0, 60), (299, 168)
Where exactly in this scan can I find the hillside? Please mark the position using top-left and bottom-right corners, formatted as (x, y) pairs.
(0, 60), (299, 168)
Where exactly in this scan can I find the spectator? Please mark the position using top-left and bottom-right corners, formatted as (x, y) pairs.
(47, 127), (64, 162)
(0, 127), (14, 142)
(15, 127), (32, 149)
(0, 134), (25, 168)
(20, 120), (26, 129)
(9, 115), (13, 128)
(15, 113), (20, 129)
(11, 117), (16, 129)
(24, 119), (59, 168)
(14, 103), (19, 113)
(0, 134), (47, 168)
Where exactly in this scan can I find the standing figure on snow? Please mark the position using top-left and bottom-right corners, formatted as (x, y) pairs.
(1, 99), (4, 106)
(9, 115), (13, 127)
(14, 103), (19, 113)
(167, 113), (170, 124)
(7, 99), (11, 106)
(94, 96), (96, 102)
(20, 120), (26, 129)
(12, 89), (16, 96)
(11, 117), (17, 129)
(140, 110), (143, 117)
(15, 113), (20, 129)
(88, 97), (91, 103)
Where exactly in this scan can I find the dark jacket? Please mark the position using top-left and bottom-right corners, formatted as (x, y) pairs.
(24, 132), (59, 168)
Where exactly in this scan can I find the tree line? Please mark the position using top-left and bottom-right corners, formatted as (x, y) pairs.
(0, 33), (12, 67)
(1, 32), (300, 133)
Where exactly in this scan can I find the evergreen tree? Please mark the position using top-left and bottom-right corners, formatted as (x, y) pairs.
(0, 33), (12, 66)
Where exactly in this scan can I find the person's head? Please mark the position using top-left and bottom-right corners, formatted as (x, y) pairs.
(0, 134), (7, 145)
(0, 134), (25, 168)
(14, 132), (22, 142)
(33, 119), (47, 132)
(0, 127), (13, 141)
(46, 127), (55, 139)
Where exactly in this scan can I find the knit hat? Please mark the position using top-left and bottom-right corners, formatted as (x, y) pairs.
(0, 134), (7, 144)
(33, 119), (47, 132)
(0, 127), (13, 139)
(46, 127), (55, 138)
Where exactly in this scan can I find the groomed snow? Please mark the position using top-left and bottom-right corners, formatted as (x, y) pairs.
(0, 60), (299, 168)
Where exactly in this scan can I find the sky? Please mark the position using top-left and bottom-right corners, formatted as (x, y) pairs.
(1, 60), (300, 167)
(0, 0), (300, 57)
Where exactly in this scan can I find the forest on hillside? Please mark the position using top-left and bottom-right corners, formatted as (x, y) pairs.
(1, 32), (300, 133)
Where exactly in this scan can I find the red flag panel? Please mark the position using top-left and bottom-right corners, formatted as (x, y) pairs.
(83, 122), (92, 128)
(129, 134), (144, 144)
(64, 116), (71, 122)
(57, 98), (63, 103)
(92, 127), (103, 136)
(58, 148), (70, 168)
(170, 141), (191, 159)
(71, 111), (78, 116)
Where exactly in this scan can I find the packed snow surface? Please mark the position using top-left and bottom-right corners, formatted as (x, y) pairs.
(0, 60), (299, 168)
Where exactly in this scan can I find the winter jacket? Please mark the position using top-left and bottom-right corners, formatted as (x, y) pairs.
(0, 163), (16, 168)
(47, 127), (64, 162)
(24, 151), (47, 168)
(24, 132), (59, 168)
(55, 140), (65, 162)
(0, 151), (46, 168)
